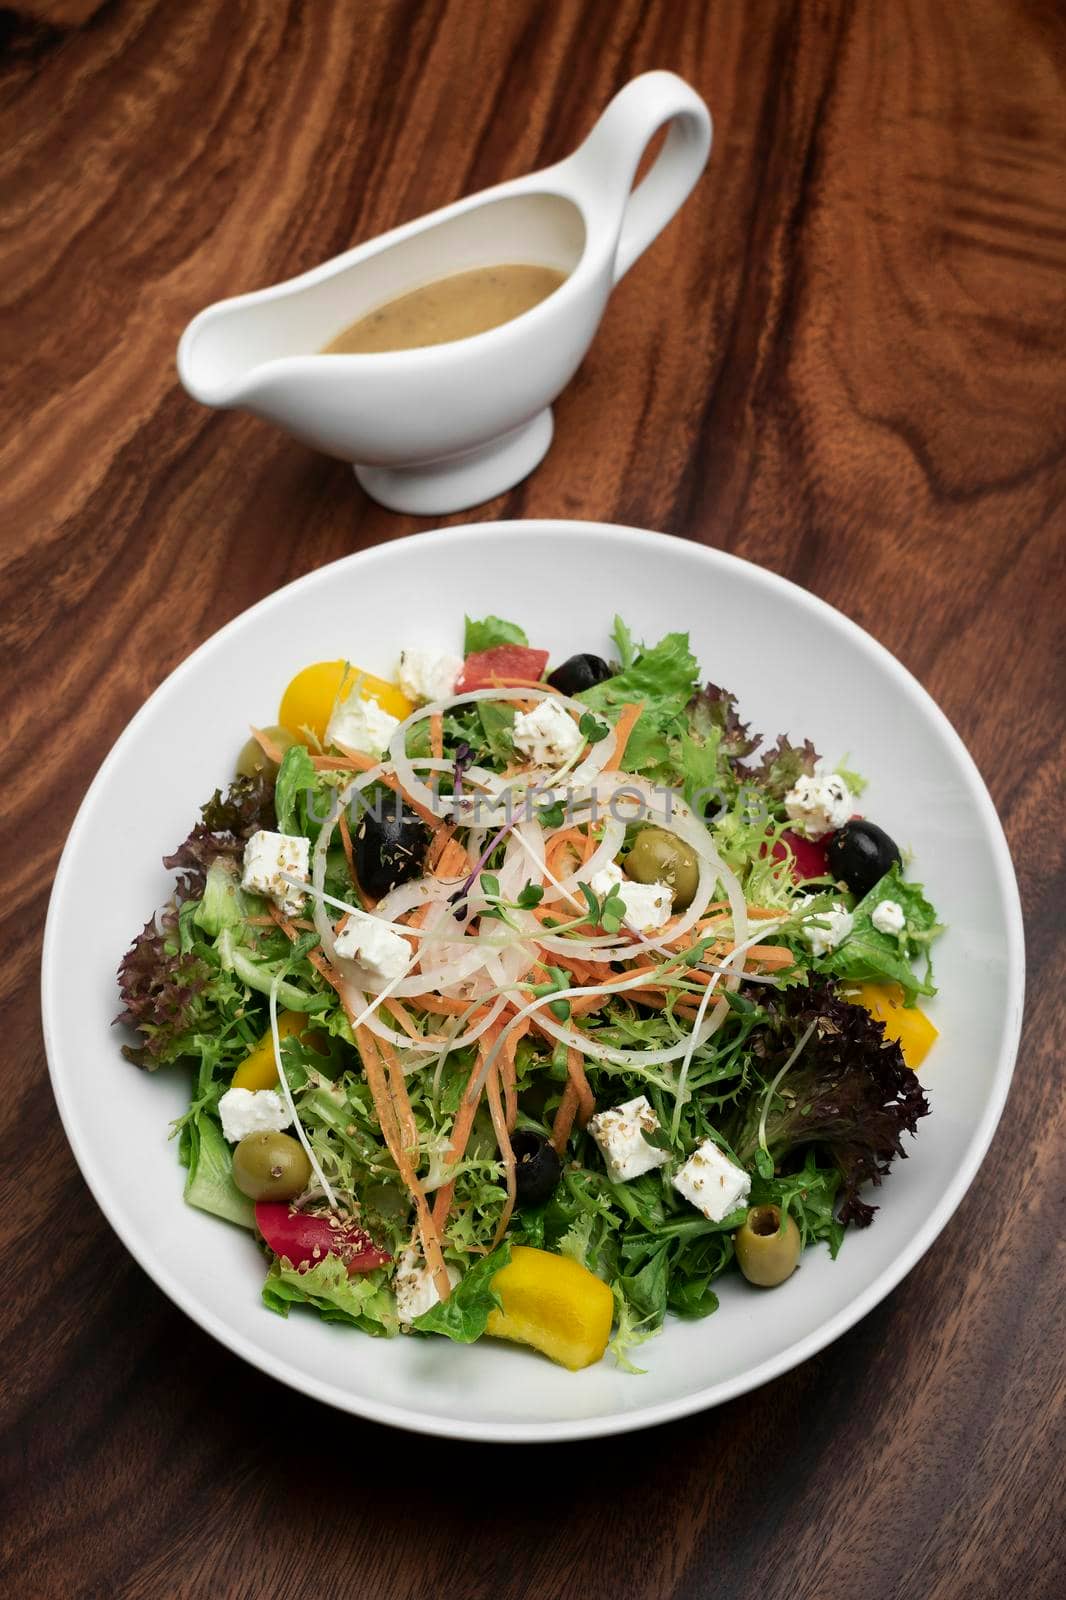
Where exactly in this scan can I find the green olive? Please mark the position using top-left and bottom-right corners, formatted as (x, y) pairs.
(235, 724), (297, 779)
(734, 1205), (802, 1287)
(623, 827), (700, 910)
(231, 1131), (311, 1201)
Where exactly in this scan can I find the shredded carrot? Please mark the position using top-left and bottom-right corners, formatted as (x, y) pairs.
(545, 826), (595, 880)
(377, 1034), (419, 1162)
(698, 903), (787, 921)
(537, 948), (606, 989)
(728, 943), (795, 969)
(432, 836), (470, 881)
(426, 822), (458, 874)
(431, 1022), (502, 1233)
(337, 808), (357, 889)
(499, 1017), (531, 1132)
(485, 1062), (516, 1246)
(555, 993), (611, 1021)
(551, 1081), (580, 1155)
(429, 711), (444, 761)
(383, 998), (446, 1044)
(405, 991), (477, 1018)
(309, 752), (363, 771)
(499, 1048), (518, 1132)
(565, 1044), (595, 1127)
(251, 726), (286, 763)
(356, 1023), (451, 1302)
(604, 701), (644, 770)
(673, 939), (795, 970)
(614, 985), (697, 1011)
(267, 905), (451, 1297)
(484, 674), (562, 692)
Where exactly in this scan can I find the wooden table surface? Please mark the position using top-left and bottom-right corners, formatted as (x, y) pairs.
(3, 2), (1064, 1596)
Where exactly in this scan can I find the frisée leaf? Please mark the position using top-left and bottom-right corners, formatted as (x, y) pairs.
(464, 615), (528, 653)
(262, 1256), (398, 1335)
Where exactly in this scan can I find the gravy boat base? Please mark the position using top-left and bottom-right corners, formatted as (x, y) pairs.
(353, 409), (553, 515)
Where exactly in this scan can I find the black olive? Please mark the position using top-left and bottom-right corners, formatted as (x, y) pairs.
(509, 1130), (562, 1208)
(353, 805), (431, 898)
(826, 820), (902, 898)
(547, 653), (613, 696)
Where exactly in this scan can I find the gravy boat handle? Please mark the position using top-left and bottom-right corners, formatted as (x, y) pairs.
(564, 70), (712, 284)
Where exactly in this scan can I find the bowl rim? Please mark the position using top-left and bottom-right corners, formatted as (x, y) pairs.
(41, 519), (1025, 1443)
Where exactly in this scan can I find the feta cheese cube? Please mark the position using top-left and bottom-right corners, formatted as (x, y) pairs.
(589, 862), (624, 899)
(589, 861), (673, 933)
(393, 1248), (459, 1323)
(784, 772), (852, 840)
(512, 698), (584, 767)
(673, 1139), (750, 1223)
(617, 878), (673, 933)
(872, 898), (905, 936)
(333, 913), (411, 984)
(396, 647), (462, 704)
(218, 1086), (293, 1144)
(326, 692), (399, 756)
(241, 830), (310, 917)
(802, 901), (854, 957)
(587, 1095), (669, 1183)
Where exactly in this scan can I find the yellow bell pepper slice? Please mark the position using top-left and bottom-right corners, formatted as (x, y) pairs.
(851, 981), (938, 1069)
(231, 1010), (306, 1090)
(486, 1245), (614, 1371)
(278, 660), (414, 744)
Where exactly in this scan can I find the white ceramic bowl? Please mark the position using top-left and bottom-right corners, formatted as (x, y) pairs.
(42, 521), (1024, 1443)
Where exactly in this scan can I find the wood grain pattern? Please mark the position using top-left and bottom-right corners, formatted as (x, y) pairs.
(2, 1), (1064, 1596)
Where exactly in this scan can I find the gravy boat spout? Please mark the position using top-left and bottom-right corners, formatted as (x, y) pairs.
(177, 71), (711, 514)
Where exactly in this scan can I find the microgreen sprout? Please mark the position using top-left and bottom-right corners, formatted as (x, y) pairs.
(577, 880), (627, 934)
(755, 1019), (817, 1178)
(578, 712), (610, 745)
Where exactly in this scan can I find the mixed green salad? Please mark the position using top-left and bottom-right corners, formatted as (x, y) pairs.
(117, 616), (942, 1371)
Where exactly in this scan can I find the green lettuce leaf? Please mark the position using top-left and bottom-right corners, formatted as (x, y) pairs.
(477, 701), (516, 764)
(464, 615), (528, 653)
(274, 743), (317, 836)
(578, 630), (699, 773)
(193, 858), (250, 937)
(610, 614), (637, 670)
(821, 865), (944, 1003)
(412, 1242), (511, 1342)
(579, 630), (698, 719)
(183, 1112), (254, 1229)
(262, 1256), (398, 1335)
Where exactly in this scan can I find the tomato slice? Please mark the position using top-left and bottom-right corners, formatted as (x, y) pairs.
(255, 1202), (390, 1275)
(456, 645), (549, 692)
(771, 829), (829, 881)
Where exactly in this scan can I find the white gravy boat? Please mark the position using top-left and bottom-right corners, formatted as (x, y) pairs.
(177, 71), (711, 514)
